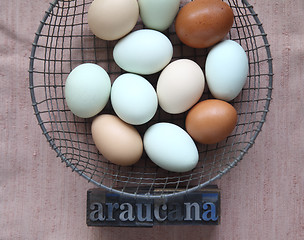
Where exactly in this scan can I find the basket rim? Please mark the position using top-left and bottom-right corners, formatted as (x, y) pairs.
(28, 0), (273, 199)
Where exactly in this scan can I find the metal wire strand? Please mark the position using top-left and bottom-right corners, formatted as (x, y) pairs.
(29, 0), (273, 199)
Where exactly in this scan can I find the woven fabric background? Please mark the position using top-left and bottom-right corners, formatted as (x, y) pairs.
(0, 0), (303, 239)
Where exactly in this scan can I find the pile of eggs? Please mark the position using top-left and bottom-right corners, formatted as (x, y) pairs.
(64, 0), (249, 173)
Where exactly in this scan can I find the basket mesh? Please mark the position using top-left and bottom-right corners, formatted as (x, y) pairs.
(29, 0), (273, 198)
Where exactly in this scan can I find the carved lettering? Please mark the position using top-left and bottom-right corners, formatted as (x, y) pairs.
(87, 188), (220, 226)
(106, 203), (119, 221)
(89, 202), (105, 221)
(202, 203), (218, 221)
(184, 202), (201, 221)
(136, 203), (153, 222)
(167, 203), (183, 221)
(119, 203), (135, 221)
(154, 203), (167, 222)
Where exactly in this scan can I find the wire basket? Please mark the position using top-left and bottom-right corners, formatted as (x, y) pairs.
(29, 0), (273, 199)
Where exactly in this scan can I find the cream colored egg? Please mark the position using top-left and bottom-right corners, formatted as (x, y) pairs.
(88, 0), (139, 41)
(156, 59), (205, 114)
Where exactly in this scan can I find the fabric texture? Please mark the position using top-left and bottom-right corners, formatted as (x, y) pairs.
(0, 0), (303, 239)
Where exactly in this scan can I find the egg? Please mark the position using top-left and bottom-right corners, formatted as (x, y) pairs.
(144, 122), (199, 172)
(111, 73), (158, 125)
(138, 0), (181, 31)
(64, 63), (111, 118)
(113, 29), (173, 75)
(157, 59), (205, 114)
(91, 114), (143, 166)
(88, 0), (139, 41)
(185, 99), (238, 144)
(175, 0), (234, 48)
(205, 40), (249, 101)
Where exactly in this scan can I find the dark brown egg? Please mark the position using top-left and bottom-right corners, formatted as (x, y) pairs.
(175, 0), (234, 48)
(185, 99), (237, 144)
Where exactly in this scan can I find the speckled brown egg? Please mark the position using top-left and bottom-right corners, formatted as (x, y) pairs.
(175, 0), (234, 48)
(185, 99), (237, 144)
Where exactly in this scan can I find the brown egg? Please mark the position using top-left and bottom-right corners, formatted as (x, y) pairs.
(185, 99), (237, 144)
(91, 114), (143, 166)
(175, 0), (234, 48)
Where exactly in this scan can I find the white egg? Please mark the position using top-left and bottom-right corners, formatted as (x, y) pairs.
(205, 40), (249, 101)
(113, 29), (173, 75)
(111, 73), (158, 125)
(64, 63), (111, 118)
(144, 122), (199, 172)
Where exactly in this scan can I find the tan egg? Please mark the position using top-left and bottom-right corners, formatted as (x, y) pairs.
(91, 114), (143, 166)
(88, 0), (139, 41)
(186, 99), (237, 144)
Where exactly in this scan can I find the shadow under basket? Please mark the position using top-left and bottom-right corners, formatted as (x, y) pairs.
(29, 0), (273, 199)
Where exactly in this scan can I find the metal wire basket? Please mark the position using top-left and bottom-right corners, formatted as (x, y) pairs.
(29, 0), (273, 199)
